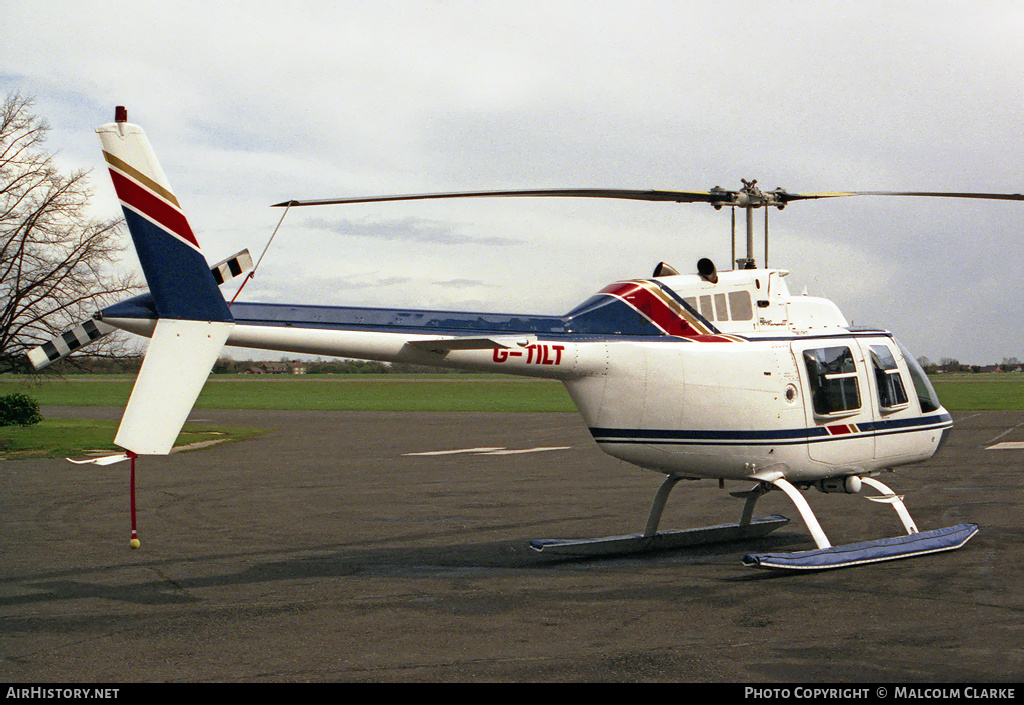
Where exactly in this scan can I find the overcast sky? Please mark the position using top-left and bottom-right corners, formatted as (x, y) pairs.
(2, 1), (1022, 364)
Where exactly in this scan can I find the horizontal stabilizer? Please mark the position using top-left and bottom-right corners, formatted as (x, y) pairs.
(407, 334), (537, 354)
(27, 319), (116, 370)
(115, 318), (233, 455)
(742, 523), (979, 570)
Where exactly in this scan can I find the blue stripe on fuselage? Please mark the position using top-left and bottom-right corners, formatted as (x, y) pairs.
(590, 413), (953, 446)
(97, 294), (685, 343)
(227, 301), (567, 334)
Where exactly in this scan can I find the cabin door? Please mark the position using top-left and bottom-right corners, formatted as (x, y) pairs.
(791, 340), (877, 470)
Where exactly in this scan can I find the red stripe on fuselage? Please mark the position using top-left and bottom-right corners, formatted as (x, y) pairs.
(108, 169), (199, 249)
(602, 281), (706, 338)
(688, 334), (737, 343)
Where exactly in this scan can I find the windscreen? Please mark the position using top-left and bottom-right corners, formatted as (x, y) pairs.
(894, 339), (942, 413)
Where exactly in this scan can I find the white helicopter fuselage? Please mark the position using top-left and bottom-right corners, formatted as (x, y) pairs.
(104, 266), (950, 486)
(558, 268), (950, 484)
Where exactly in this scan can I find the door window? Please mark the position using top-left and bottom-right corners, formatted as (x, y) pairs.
(804, 346), (861, 416)
(870, 345), (909, 411)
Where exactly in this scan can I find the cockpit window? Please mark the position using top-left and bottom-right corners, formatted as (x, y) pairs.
(804, 346), (861, 416)
(870, 345), (909, 410)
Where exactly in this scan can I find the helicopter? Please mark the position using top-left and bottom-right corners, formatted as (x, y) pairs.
(37, 107), (1023, 569)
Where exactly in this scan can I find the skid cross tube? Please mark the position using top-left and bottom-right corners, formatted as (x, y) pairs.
(860, 476), (919, 534)
(770, 477), (832, 549)
(644, 475), (684, 538)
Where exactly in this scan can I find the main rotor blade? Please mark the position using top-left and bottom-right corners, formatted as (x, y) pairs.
(276, 186), (1024, 209)
(850, 190), (1024, 201)
(273, 188), (726, 208)
(776, 190), (1024, 204)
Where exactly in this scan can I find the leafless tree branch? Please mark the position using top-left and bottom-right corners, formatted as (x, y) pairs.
(1, 92), (141, 373)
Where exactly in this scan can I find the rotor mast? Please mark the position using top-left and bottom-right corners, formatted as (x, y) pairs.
(717, 179), (786, 270)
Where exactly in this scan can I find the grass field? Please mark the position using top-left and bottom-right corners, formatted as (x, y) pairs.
(0, 417), (264, 460)
(3, 372), (1021, 412)
(0, 374), (578, 413)
(1, 372), (1020, 459)
(929, 374), (1024, 411)
(0, 375), (573, 458)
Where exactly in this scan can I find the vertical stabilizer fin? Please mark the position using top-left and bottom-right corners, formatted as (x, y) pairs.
(114, 319), (234, 455)
(96, 109), (231, 322)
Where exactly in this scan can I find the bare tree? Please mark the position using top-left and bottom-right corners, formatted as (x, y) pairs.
(0, 92), (138, 373)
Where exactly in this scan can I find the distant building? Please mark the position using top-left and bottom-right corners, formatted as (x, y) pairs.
(243, 362), (307, 375)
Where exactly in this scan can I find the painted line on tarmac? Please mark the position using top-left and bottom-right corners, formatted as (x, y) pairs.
(404, 447), (505, 456)
(986, 421), (1024, 447)
(477, 447), (572, 455)
(403, 446), (571, 456)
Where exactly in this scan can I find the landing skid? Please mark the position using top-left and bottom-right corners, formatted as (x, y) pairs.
(530, 475), (789, 557)
(741, 476), (979, 571)
(742, 523), (978, 570)
(530, 473), (978, 570)
(530, 515), (789, 556)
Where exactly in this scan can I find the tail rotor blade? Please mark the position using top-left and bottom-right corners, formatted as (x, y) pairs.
(27, 319), (117, 370)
